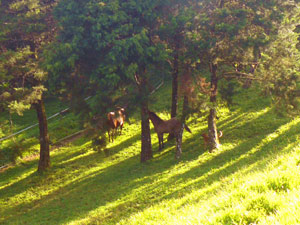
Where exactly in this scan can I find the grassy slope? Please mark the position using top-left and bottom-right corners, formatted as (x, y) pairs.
(0, 99), (81, 165)
(1, 83), (300, 224)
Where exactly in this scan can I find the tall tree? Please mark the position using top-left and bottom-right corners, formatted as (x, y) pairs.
(159, 1), (194, 141)
(190, 0), (290, 151)
(0, 0), (56, 171)
(46, 0), (167, 162)
(258, 3), (300, 113)
(160, 1), (190, 118)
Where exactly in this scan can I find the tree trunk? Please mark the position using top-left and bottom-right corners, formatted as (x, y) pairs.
(208, 63), (220, 152)
(168, 49), (179, 141)
(181, 94), (189, 123)
(140, 97), (153, 162)
(136, 72), (153, 163)
(171, 50), (179, 118)
(36, 99), (50, 171)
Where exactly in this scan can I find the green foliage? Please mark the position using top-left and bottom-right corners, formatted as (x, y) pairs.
(219, 79), (240, 106)
(0, 0), (53, 115)
(192, 0), (286, 64)
(258, 14), (300, 114)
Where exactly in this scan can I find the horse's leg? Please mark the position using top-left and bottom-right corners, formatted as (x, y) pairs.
(107, 130), (111, 143)
(120, 125), (123, 135)
(111, 129), (114, 142)
(157, 133), (162, 151)
(161, 133), (164, 149)
(114, 129), (116, 141)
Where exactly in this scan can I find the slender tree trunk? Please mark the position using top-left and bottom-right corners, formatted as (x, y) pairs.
(171, 50), (179, 118)
(168, 48), (179, 141)
(140, 95), (153, 162)
(35, 99), (50, 171)
(181, 94), (189, 122)
(208, 63), (220, 152)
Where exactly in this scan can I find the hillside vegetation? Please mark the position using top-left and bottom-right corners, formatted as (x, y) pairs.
(1, 84), (300, 225)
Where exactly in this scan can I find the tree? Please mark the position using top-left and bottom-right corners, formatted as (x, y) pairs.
(159, 0), (194, 141)
(159, 1), (191, 118)
(258, 3), (300, 113)
(190, 0), (290, 151)
(45, 0), (168, 162)
(0, 0), (56, 171)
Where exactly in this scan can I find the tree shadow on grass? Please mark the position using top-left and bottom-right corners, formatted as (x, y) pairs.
(0, 130), (142, 203)
(0, 151), (176, 224)
(0, 120), (197, 224)
(0, 160), (37, 195)
(1, 108), (297, 225)
(154, 120), (300, 208)
(106, 119), (300, 224)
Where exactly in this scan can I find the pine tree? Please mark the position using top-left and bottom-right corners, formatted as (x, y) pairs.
(0, 0), (56, 171)
(46, 0), (168, 162)
(190, 0), (293, 151)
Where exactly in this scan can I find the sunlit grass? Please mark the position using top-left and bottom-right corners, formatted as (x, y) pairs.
(1, 84), (300, 224)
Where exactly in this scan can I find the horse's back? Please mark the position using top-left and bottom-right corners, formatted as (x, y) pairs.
(165, 118), (182, 134)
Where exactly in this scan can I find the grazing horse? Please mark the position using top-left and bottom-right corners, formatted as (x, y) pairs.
(148, 111), (191, 159)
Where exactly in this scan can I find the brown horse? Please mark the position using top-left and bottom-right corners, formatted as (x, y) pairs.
(116, 107), (126, 135)
(148, 111), (191, 159)
(106, 108), (126, 142)
(106, 112), (118, 142)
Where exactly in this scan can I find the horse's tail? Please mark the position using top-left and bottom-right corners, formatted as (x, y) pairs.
(184, 124), (192, 133)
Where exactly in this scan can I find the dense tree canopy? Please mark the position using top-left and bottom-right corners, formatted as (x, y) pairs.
(0, 0), (300, 165)
(185, 0), (299, 150)
(45, 0), (170, 161)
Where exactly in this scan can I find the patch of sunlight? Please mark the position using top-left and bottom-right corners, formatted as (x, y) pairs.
(275, 189), (300, 224)
(218, 111), (245, 128)
(67, 198), (129, 225)
(237, 117), (300, 160)
(67, 157), (217, 225)
(0, 168), (35, 191)
(223, 107), (271, 130)
(56, 147), (93, 166)
(2, 141), (139, 211)
(116, 189), (218, 225)
(2, 165), (105, 210)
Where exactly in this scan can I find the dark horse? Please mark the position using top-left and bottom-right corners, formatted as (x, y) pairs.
(148, 111), (191, 159)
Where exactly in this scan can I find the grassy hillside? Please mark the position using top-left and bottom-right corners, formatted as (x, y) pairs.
(1, 83), (300, 225)
(0, 99), (81, 165)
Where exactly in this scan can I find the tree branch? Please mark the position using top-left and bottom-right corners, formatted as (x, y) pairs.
(222, 71), (263, 81)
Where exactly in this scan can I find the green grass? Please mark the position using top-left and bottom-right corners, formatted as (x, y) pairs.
(1, 83), (300, 224)
(0, 98), (81, 165)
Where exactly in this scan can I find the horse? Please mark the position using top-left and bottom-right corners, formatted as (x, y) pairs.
(148, 111), (191, 159)
(106, 108), (126, 142)
(115, 107), (126, 135)
(106, 112), (118, 142)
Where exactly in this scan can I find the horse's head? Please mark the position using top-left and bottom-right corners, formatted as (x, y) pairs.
(147, 110), (154, 117)
(148, 111), (163, 123)
(118, 108), (125, 115)
(107, 112), (115, 120)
